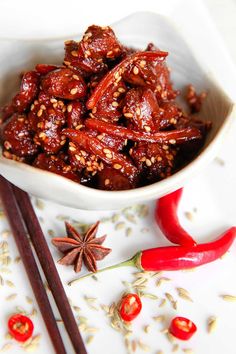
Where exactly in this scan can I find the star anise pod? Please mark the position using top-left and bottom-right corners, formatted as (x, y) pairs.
(51, 221), (111, 273)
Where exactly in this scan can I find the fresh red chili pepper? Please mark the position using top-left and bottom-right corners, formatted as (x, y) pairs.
(63, 128), (138, 180)
(69, 227), (236, 284)
(139, 227), (236, 271)
(119, 293), (142, 322)
(8, 314), (34, 342)
(86, 51), (168, 109)
(155, 189), (197, 247)
(85, 118), (201, 145)
(169, 316), (197, 340)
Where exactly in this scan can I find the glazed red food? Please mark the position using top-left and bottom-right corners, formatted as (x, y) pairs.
(0, 25), (211, 190)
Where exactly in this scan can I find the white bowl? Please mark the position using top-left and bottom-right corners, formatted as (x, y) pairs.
(0, 12), (235, 210)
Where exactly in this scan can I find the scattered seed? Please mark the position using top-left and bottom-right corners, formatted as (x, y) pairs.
(153, 315), (165, 323)
(221, 294), (236, 302)
(176, 288), (193, 302)
(143, 325), (151, 333)
(183, 349), (194, 354)
(6, 280), (15, 288)
(14, 256), (21, 264)
(166, 331), (176, 343)
(159, 299), (167, 308)
(124, 213), (136, 224)
(1, 230), (10, 239)
(184, 211), (194, 221)
(132, 339), (137, 352)
(6, 293), (17, 301)
(70, 88), (78, 95)
(157, 351), (164, 354)
(126, 227), (133, 237)
(207, 316), (218, 333)
(214, 157), (225, 166)
(156, 277), (171, 287)
(0, 343), (13, 352)
(141, 293), (159, 300)
(111, 213), (120, 223)
(115, 222), (126, 230)
(172, 343), (179, 352)
(26, 296), (33, 304)
(35, 199), (45, 210)
(137, 340), (150, 352)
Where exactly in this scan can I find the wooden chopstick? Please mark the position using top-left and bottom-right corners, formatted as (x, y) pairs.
(12, 185), (87, 354)
(0, 176), (67, 354)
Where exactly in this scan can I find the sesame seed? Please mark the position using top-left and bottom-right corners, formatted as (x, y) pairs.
(107, 50), (113, 57)
(40, 104), (46, 110)
(112, 101), (119, 107)
(69, 146), (76, 152)
(63, 61), (71, 66)
(145, 159), (152, 167)
(118, 87), (125, 93)
(151, 157), (155, 163)
(113, 163), (122, 170)
(77, 124), (84, 130)
(53, 103), (58, 109)
(124, 112), (133, 118)
(97, 135), (103, 140)
(73, 74), (80, 80)
(169, 139), (176, 144)
(106, 153), (112, 159)
(163, 145), (168, 150)
(75, 155), (81, 161)
(71, 51), (78, 57)
(133, 66), (139, 75)
(37, 109), (43, 117)
(39, 132), (46, 139)
(140, 157), (146, 162)
(70, 88), (78, 95)
(113, 91), (120, 98)
(136, 107), (141, 115)
(105, 179), (110, 186)
(114, 71), (120, 80)
(103, 148), (111, 154)
(139, 60), (146, 68)
(144, 126), (151, 132)
(67, 105), (72, 113)
(30, 104), (35, 111)
(50, 98), (57, 103)
(157, 156), (162, 162)
(92, 107), (97, 114)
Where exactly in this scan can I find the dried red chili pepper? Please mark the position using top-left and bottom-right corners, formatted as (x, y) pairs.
(169, 316), (197, 340)
(69, 227), (236, 284)
(63, 129), (138, 180)
(8, 314), (34, 342)
(118, 293), (142, 322)
(155, 189), (197, 247)
(85, 118), (201, 144)
(86, 51), (168, 109)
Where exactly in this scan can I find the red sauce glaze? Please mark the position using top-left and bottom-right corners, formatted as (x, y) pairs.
(0, 25), (210, 190)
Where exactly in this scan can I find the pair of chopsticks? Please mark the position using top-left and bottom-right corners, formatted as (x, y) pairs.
(0, 176), (87, 354)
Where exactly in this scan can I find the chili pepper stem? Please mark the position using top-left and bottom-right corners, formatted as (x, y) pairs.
(68, 252), (141, 286)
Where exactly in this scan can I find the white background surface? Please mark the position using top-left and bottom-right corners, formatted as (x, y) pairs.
(0, 1), (236, 353)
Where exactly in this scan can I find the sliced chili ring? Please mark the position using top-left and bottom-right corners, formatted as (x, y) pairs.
(119, 293), (142, 322)
(8, 314), (34, 342)
(169, 316), (197, 340)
